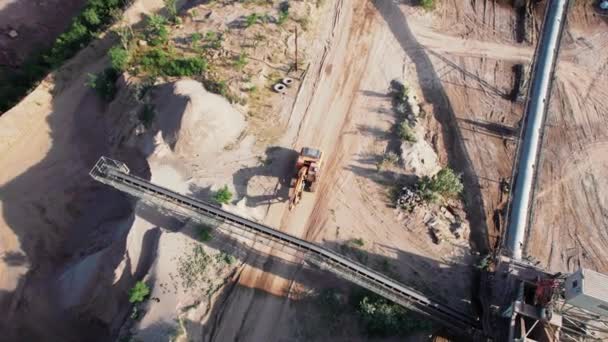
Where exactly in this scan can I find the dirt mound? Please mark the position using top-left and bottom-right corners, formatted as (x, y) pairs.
(151, 80), (245, 161)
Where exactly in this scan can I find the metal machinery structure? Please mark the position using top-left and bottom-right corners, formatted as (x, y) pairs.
(289, 147), (323, 210)
(93, 156), (608, 341)
(495, 0), (608, 340)
(90, 157), (482, 338)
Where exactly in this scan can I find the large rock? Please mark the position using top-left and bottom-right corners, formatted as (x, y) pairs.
(400, 139), (440, 177)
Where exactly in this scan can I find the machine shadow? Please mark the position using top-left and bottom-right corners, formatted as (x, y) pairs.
(231, 146), (299, 207)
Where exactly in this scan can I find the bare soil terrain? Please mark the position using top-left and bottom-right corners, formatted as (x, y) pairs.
(1, 0), (607, 341)
(527, 3), (608, 274)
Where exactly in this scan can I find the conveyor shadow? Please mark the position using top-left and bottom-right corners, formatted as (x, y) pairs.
(371, 0), (489, 254)
(130, 204), (477, 340)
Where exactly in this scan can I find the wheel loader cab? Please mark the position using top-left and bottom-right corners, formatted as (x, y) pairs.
(289, 147), (324, 209)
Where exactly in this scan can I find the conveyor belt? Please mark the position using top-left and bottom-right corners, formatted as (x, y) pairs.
(505, 0), (570, 260)
(90, 157), (482, 336)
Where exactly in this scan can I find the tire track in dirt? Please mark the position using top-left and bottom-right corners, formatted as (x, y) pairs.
(208, 2), (379, 340)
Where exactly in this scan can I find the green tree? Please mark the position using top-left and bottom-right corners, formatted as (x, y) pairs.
(86, 68), (119, 101)
(129, 281), (150, 303)
(213, 185), (232, 204)
(83, 8), (102, 26)
(417, 167), (464, 202)
(357, 295), (432, 336)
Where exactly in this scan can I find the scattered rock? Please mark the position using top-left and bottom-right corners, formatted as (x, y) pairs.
(424, 206), (469, 244)
(426, 217), (445, 244)
(240, 82), (255, 92)
(138, 40), (148, 47)
(8, 30), (18, 38)
(395, 185), (421, 211)
(134, 123), (146, 135)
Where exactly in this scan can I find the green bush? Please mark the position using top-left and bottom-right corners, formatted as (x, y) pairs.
(164, 0), (178, 22)
(86, 68), (119, 101)
(397, 121), (417, 142)
(197, 225), (213, 242)
(419, 0), (435, 10)
(233, 52), (249, 71)
(109, 46), (130, 71)
(245, 13), (260, 28)
(376, 152), (399, 171)
(417, 167), (463, 202)
(217, 252), (236, 265)
(145, 14), (169, 46)
(138, 48), (207, 76)
(357, 295), (432, 336)
(213, 185), (232, 204)
(203, 31), (224, 50)
(203, 78), (228, 96)
(278, 1), (290, 22)
(129, 281), (150, 303)
(190, 32), (202, 50)
(351, 238), (365, 247)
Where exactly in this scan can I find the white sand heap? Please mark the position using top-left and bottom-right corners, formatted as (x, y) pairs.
(401, 139), (440, 177)
(152, 79), (245, 160)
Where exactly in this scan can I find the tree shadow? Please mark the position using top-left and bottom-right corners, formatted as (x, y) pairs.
(371, 0), (489, 254)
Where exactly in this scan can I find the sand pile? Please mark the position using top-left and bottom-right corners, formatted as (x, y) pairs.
(151, 80), (245, 161)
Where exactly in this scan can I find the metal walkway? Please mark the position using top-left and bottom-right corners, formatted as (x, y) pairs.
(91, 157), (481, 336)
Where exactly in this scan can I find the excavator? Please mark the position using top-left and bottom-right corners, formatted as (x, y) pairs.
(288, 147), (323, 210)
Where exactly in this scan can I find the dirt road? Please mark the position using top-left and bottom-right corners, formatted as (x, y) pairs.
(527, 4), (608, 273)
(206, 1), (481, 340)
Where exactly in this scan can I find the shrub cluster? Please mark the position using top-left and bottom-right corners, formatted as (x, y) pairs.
(417, 167), (464, 202)
(0, 0), (130, 112)
(213, 185), (233, 204)
(357, 294), (433, 336)
(86, 68), (120, 101)
(138, 48), (208, 77)
(419, 0), (436, 11)
(129, 281), (150, 303)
